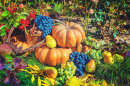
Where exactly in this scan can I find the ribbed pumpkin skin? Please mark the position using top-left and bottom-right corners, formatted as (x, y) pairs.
(52, 22), (85, 48)
(35, 46), (72, 66)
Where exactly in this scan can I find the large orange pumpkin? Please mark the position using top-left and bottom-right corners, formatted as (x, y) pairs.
(35, 44), (72, 66)
(52, 22), (85, 48)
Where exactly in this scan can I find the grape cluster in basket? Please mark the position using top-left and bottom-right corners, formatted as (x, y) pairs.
(69, 52), (91, 76)
(55, 61), (77, 86)
(35, 15), (54, 38)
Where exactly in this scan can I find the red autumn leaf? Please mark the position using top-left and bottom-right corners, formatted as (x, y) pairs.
(0, 43), (12, 54)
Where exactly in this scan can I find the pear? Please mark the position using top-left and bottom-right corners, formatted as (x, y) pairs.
(113, 54), (124, 63)
(44, 66), (58, 79)
(46, 35), (56, 48)
(85, 59), (96, 73)
(104, 56), (114, 65)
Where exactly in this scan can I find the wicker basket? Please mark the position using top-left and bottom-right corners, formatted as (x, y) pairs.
(25, 23), (42, 46)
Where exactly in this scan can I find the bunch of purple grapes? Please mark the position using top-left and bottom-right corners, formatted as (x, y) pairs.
(69, 51), (91, 76)
(35, 15), (54, 38)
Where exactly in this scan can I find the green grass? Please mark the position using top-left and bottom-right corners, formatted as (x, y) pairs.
(94, 56), (130, 86)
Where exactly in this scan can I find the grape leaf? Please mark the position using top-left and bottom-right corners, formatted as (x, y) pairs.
(1, 10), (8, 17)
(4, 54), (13, 63)
(85, 41), (89, 45)
(0, 3), (5, 10)
(88, 36), (92, 41)
(98, 40), (107, 46)
(13, 22), (20, 27)
(0, 25), (6, 36)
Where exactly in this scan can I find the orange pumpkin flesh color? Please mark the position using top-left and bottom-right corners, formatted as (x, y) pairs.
(11, 35), (33, 56)
(35, 44), (72, 66)
(52, 22), (85, 48)
(11, 35), (32, 50)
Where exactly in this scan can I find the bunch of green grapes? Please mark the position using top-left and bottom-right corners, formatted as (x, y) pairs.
(55, 61), (77, 86)
(85, 49), (103, 65)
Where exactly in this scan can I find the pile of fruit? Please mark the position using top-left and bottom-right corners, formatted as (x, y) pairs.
(1, 14), (129, 86)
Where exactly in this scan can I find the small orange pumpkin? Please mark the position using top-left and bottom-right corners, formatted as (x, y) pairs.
(35, 44), (72, 66)
(52, 22), (85, 48)
(72, 44), (92, 53)
(11, 35), (31, 50)
(82, 44), (92, 53)
(11, 35), (32, 56)
(72, 38), (98, 53)
(72, 43), (82, 53)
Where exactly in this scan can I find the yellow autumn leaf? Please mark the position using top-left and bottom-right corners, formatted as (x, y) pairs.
(45, 77), (55, 85)
(31, 75), (35, 84)
(41, 79), (50, 86)
(28, 64), (40, 71)
(30, 70), (39, 74)
(124, 37), (126, 40)
(66, 76), (83, 86)
(82, 74), (94, 82)
(34, 65), (40, 70)
(101, 79), (107, 86)
(41, 84), (50, 86)
(83, 82), (90, 86)
(38, 76), (41, 86)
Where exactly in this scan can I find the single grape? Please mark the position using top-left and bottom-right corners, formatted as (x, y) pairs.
(96, 56), (99, 60)
(58, 68), (61, 72)
(68, 67), (71, 71)
(61, 68), (64, 72)
(59, 77), (62, 81)
(97, 60), (100, 64)
(99, 56), (103, 59)
(55, 81), (59, 85)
